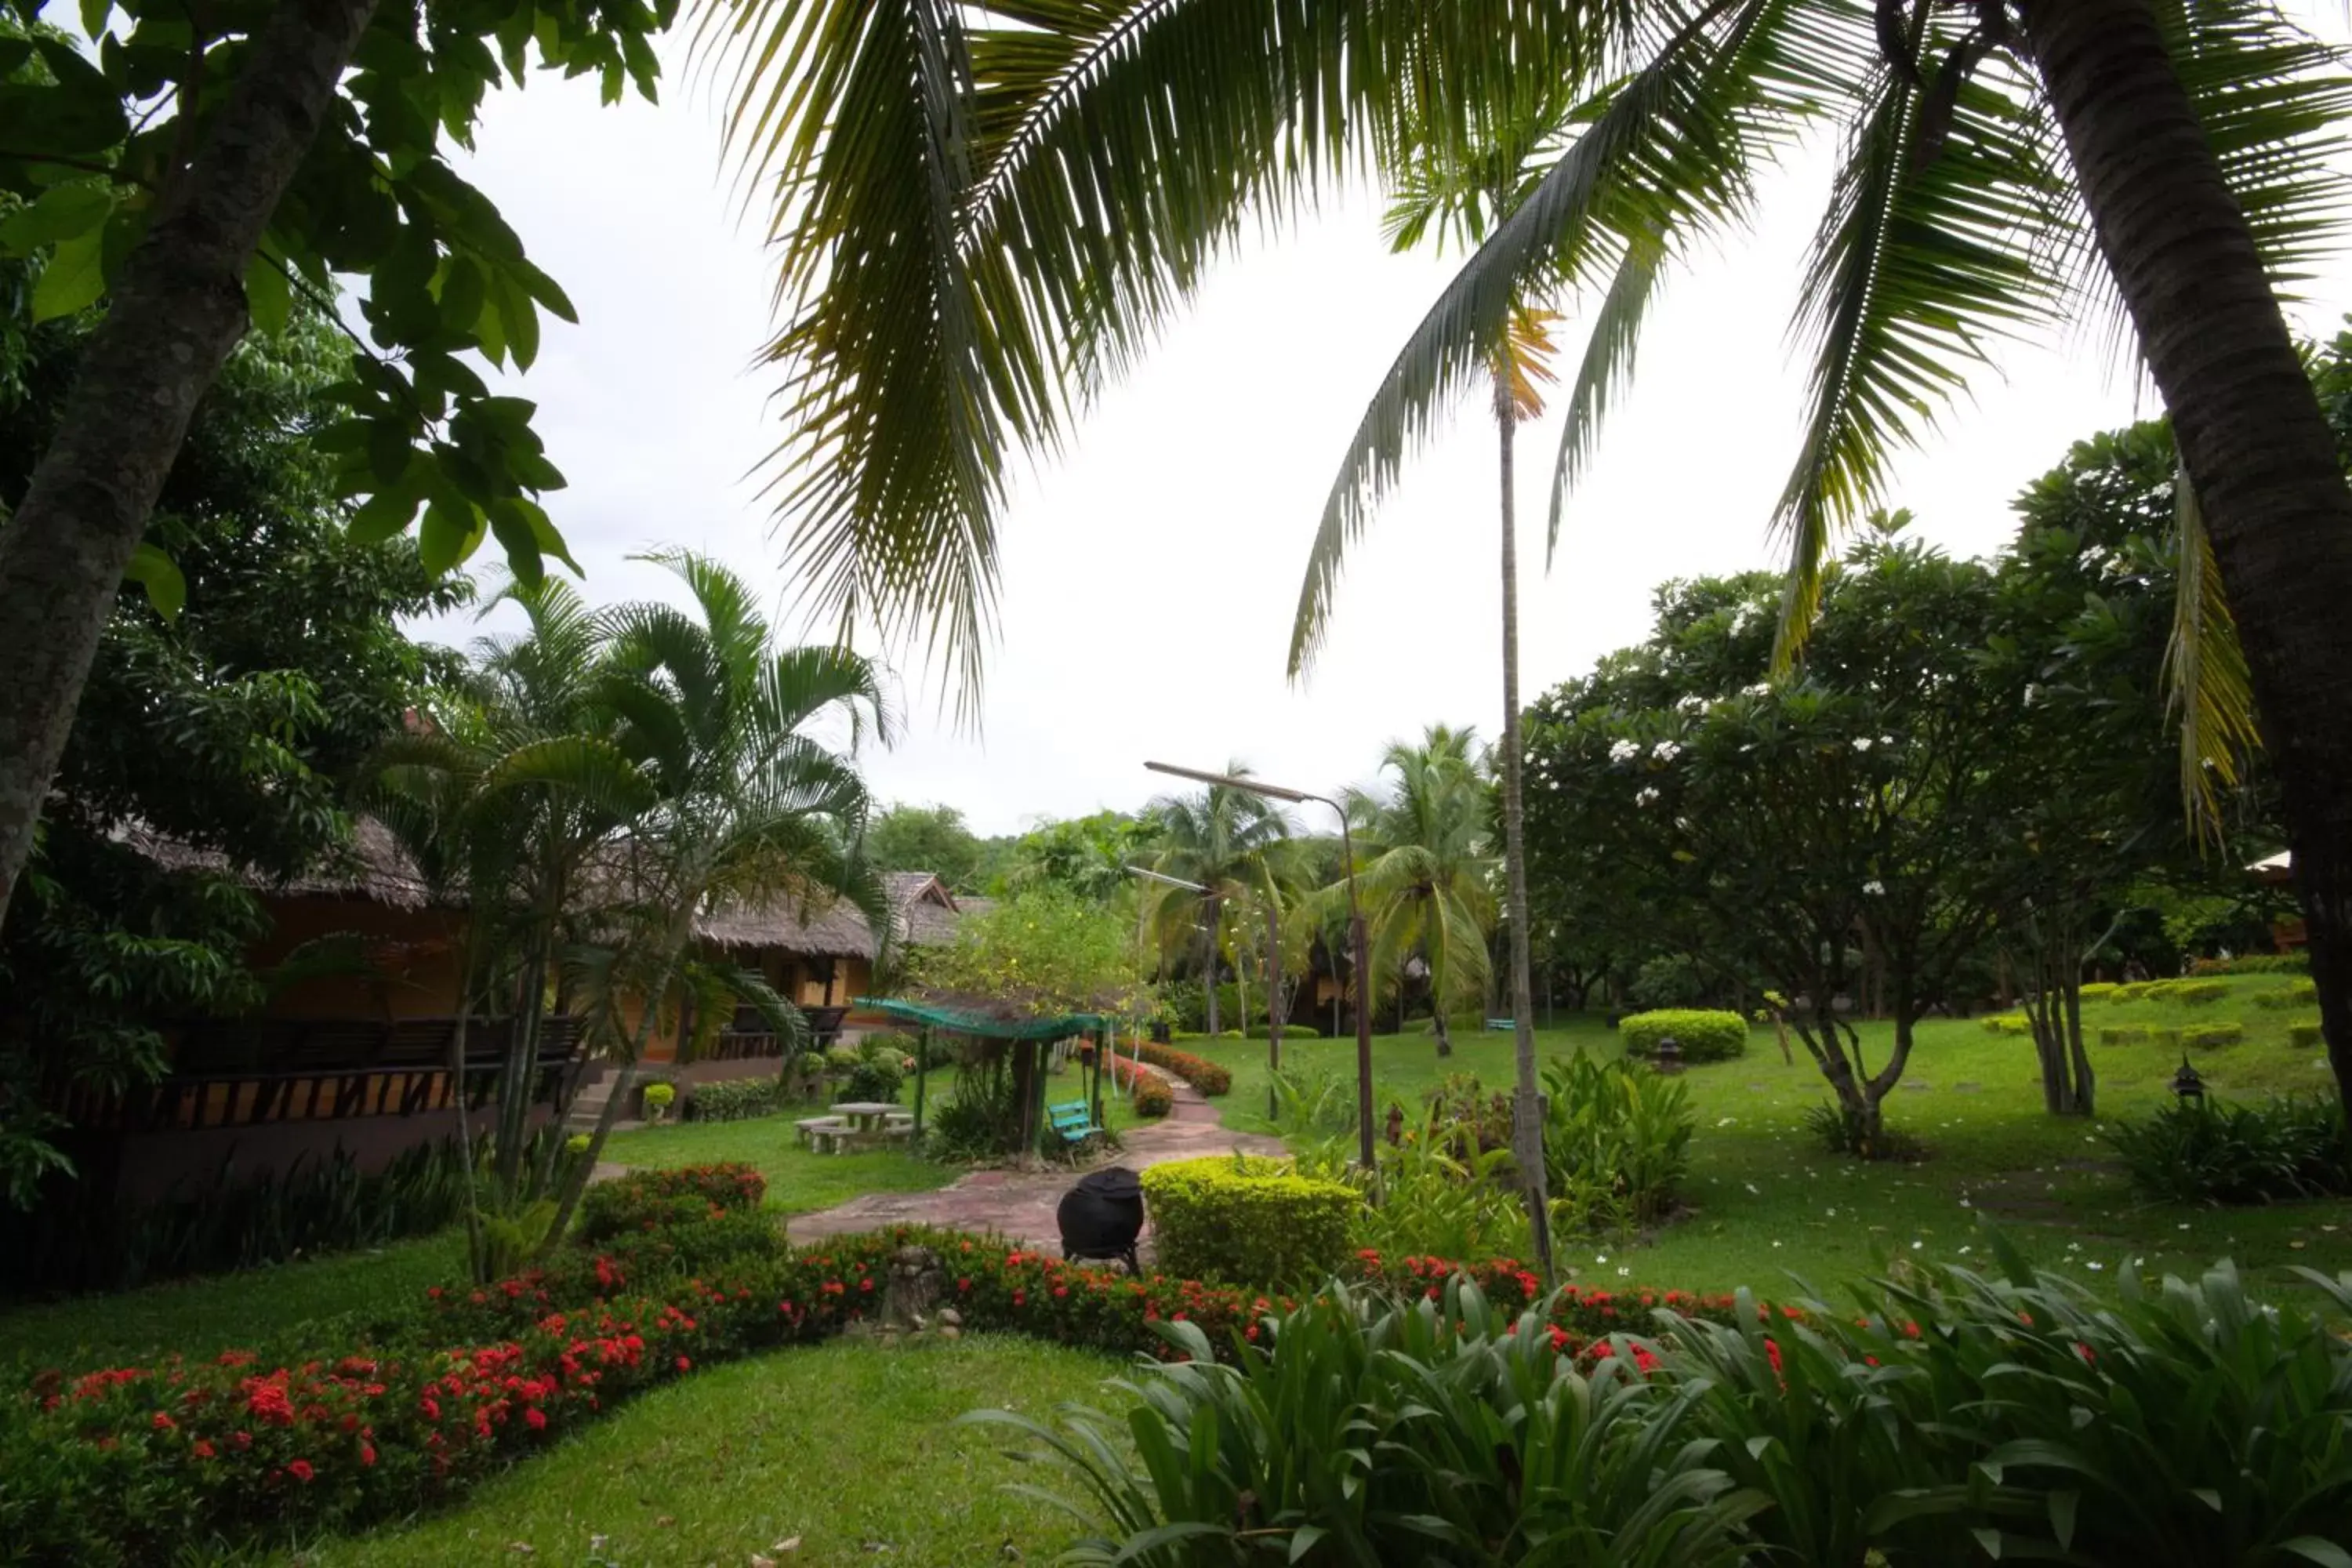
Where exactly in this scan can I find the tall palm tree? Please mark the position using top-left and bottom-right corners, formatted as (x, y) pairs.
(708, 0), (2352, 1126)
(539, 551), (894, 1250)
(1141, 764), (1294, 1035)
(1345, 725), (1501, 1060)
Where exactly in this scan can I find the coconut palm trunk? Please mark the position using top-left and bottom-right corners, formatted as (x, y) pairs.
(2022, 0), (2352, 1131)
(1494, 361), (1555, 1286)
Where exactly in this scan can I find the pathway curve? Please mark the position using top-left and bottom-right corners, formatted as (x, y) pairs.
(784, 1063), (1284, 1254)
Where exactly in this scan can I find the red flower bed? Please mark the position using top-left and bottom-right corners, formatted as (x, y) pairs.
(4, 1171), (1768, 1563)
(1132, 1041), (1232, 1096)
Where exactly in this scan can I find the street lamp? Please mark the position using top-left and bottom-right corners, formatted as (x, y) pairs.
(1146, 760), (1374, 1168)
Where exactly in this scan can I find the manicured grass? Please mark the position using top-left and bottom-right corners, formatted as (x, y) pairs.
(1194, 973), (2352, 1299)
(292, 1334), (1119, 1568)
(0, 1229), (466, 1370)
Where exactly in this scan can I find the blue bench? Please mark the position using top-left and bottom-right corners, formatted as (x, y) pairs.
(1485, 1018), (1515, 1032)
(1048, 1099), (1102, 1148)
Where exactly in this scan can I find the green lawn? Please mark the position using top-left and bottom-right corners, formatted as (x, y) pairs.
(1194, 973), (2352, 1300)
(289, 1334), (1118, 1568)
(1, 1229), (466, 1370)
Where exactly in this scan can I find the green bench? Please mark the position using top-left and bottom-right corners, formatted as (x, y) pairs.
(1048, 1098), (1103, 1149)
(1485, 1018), (1515, 1032)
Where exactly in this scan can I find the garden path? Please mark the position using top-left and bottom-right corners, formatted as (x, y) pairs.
(782, 1062), (1284, 1254)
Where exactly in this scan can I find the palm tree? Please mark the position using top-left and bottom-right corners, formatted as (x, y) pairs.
(1141, 764), (1294, 1035)
(1345, 726), (1501, 1060)
(538, 551), (894, 1250)
(709, 0), (2352, 1125)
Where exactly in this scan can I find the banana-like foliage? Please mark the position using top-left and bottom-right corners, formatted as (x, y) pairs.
(718, 0), (2347, 829)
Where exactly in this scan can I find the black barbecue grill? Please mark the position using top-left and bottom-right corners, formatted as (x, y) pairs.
(1058, 1166), (1145, 1274)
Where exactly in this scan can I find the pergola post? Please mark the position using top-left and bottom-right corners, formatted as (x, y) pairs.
(1087, 1025), (1105, 1128)
(913, 1025), (929, 1139)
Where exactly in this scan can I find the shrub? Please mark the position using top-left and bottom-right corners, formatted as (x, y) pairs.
(1617, 1009), (1746, 1062)
(1134, 1040), (1232, 1095)
(1142, 1155), (1356, 1286)
(2107, 1096), (2350, 1204)
(1541, 1051), (1693, 1232)
(840, 1056), (903, 1104)
(2143, 978), (2228, 1004)
(576, 1163), (767, 1243)
(2098, 1024), (2183, 1049)
(822, 1043), (862, 1072)
(1243, 1022), (1323, 1039)
(2255, 979), (2320, 1009)
(2292, 1022), (2325, 1048)
(1980, 1012), (2032, 1035)
(2107, 982), (2149, 1003)
(2078, 981), (2120, 1000)
(2180, 1022), (2244, 1049)
(640, 1082), (677, 1116)
(1131, 1076), (1174, 1118)
(683, 1076), (786, 1123)
(2190, 951), (2309, 975)
(1425, 1073), (1514, 1156)
(1802, 1102), (1926, 1162)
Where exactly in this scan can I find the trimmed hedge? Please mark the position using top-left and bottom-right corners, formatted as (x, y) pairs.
(2255, 980), (2320, 1010)
(2181, 1022), (2245, 1050)
(1980, 1013), (2032, 1036)
(2189, 953), (2309, 975)
(2100, 1025), (2183, 1049)
(1618, 1009), (1747, 1063)
(1244, 1023), (1323, 1040)
(1142, 1156), (1355, 1287)
(2145, 978), (2229, 1005)
(2078, 982), (2121, 1000)
(1134, 1041), (1232, 1096)
(682, 1076), (786, 1123)
(2292, 1022), (2325, 1049)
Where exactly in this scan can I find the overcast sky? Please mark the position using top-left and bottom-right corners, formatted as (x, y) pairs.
(426, 37), (2352, 838)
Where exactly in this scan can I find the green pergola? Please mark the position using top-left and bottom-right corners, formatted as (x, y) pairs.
(853, 996), (1121, 1152)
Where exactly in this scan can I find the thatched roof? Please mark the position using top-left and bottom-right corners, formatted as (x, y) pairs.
(113, 817), (434, 910)
(122, 816), (977, 961)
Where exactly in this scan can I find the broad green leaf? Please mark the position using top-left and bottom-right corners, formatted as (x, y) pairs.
(418, 498), (480, 575)
(78, 0), (111, 39)
(367, 419), (415, 488)
(0, 182), (113, 253)
(123, 541), (185, 622)
(244, 250), (292, 336)
(488, 497), (546, 587)
(30, 228), (104, 321)
(509, 256), (577, 323)
(348, 466), (426, 545)
(436, 256), (487, 333)
(2282, 1538), (2352, 1568)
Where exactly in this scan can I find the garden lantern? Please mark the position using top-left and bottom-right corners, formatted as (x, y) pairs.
(2171, 1055), (2207, 1106)
(1653, 1036), (1685, 1075)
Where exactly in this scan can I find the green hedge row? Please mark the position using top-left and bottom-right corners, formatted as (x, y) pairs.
(1618, 1009), (1747, 1062)
(1141, 1156), (1356, 1287)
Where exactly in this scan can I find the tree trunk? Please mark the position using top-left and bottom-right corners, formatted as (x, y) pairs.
(1431, 997), (1454, 1057)
(1495, 368), (1555, 1286)
(539, 956), (673, 1258)
(2024, 0), (2352, 1131)
(0, 0), (384, 927)
(1203, 897), (1221, 1036)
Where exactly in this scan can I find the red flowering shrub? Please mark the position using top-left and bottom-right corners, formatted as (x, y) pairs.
(575, 1163), (766, 1243)
(1131, 1042), (1232, 1096)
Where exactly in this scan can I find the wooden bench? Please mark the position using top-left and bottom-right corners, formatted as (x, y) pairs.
(1048, 1098), (1102, 1150)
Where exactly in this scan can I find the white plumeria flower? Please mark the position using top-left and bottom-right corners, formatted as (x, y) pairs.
(1678, 694), (1708, 713)
(1863, 880), (1886, 896)
(1651, 739), (1682, 762)
(1609, 739), (1640, 763)
(1635, 786), (1661, 807)
(1744, 682), (1772, 698)
(1852, 737), (1874, 752)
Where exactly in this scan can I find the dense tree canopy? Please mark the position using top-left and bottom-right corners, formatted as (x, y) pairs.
(868, 802), (987, 893)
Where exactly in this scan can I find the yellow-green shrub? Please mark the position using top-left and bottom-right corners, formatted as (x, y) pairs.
(2181, 1022), (2245, 1049)
(2146, 978), (2228, 1005)
(2291, 1022), (2325, 1049)
(1981, 1013), (2032, 1036)
(1618, 1009), (1747, 1063)
(2108, 983), (2150, 1004)
(2079, 982), (2121, 1001)
(1142, 1156), (1356, 1287)
(2100, 1025), (2183, 1049)
(2255, 980), (2320, 1010)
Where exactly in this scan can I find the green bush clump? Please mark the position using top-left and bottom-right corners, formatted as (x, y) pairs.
(1135, 1040), (1232, 1095)
(683, 1076), (786, 1123)
(1131, 1075), (1174, 1117)
(2180, 1022), (2245, 1049)
(2291, 1022), (2325, 1048)
(2107, 982), (2150, 1003)
(1243, 1022), (1323, 1039)
(1802, 1102), (1926, 1162)
(823, 1043), (862, 1071)
(641, 1081), (677, 1115)
(2254, 979), (2320, 1009)
(2107, 1096), (2350, 1204)
(1142, 1155), (1356, 1285)
(576, 1163), (767, 1243)
(2100, 1025), (2152, 1047)
(2078, 982), (2121, 1000)
(1980, 1012), (2032, 1036)
(1542, 1051), (1693, 1232)
(2144, 978), (2228, 1004)
(841, 1055), (904, 1104)
(1617, 1009), (1746, 1062)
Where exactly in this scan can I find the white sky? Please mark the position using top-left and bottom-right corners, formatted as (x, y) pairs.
(426, 37), (2352, 837)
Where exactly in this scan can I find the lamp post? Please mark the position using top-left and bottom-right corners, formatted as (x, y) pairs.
(1147, 760), (1374, 1169)
(1129, 862), (1287, 1122)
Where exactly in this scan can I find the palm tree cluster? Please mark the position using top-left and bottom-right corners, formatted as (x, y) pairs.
(369, 551), (891, 1280)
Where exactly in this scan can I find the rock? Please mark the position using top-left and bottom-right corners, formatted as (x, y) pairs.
(773, 1538), (802, 1555)
(938, 1324), (960, 1341)
(938, 1307), (963, 1329)
(883, 1244), (944, 1329)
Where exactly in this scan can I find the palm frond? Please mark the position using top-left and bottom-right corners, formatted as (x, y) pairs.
(1769, 45), (2066, 667)
(1545, 223), (1668, 567)
(2163, 463), (2263, 849)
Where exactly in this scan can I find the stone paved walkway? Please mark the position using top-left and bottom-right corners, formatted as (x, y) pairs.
(784, 1064), (1283, 1254)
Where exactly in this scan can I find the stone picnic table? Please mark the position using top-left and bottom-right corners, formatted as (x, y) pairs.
(830, 1101), (901, 1134)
